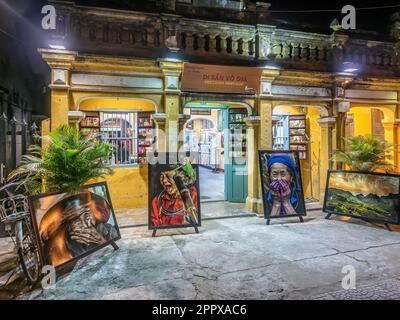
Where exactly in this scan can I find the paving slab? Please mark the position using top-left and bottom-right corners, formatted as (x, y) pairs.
(15, 211), (400, 300)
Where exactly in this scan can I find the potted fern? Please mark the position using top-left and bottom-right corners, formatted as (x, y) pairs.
(333, 135), (393, 173)
(6, 125), (113, 195)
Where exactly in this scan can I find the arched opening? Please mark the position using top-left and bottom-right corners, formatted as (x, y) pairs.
(346, 105), (396, 170)
(183, 101), (252, 203)
(75, 96), (158, 212)
(272, 104), (330, 203)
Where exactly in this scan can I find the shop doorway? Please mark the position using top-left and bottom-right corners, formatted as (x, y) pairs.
(272, 106), (322, 203)
(183, 103), (249, 203)
(184, 108), (225, 202)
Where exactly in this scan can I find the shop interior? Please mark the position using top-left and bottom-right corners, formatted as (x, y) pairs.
(272, 106), (321, 203)
(183, 107), (226, 202)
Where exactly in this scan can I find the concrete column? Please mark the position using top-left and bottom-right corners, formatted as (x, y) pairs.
(152, 114), (167, 153)
(160, 60), (184, 154)
(317, 117), (336, 202)
(245, 116), (262, 213)
(382, 120), (399, 171)
(50, 89), (70, 130)
(259, 100), (273, 150)
(165, 94), (180, 153)
(244, 99), (273, 214)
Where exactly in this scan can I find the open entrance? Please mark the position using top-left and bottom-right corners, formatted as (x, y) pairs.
(272, 105), (324, 203)
(183, 102), (250, 204)
(345, 105), (396, 170)
(184, 115), (225, 202)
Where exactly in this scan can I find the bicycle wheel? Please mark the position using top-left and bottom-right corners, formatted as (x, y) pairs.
(15, 219), (41, 284)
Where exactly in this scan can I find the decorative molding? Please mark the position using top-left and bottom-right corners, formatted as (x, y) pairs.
(244, 116), (261, 127)
(53, 69), (68, 85)
(165, 76), (180, 91)
(68, 111), (85, 123)
(345, 89), (398, 101)
(152, 113), (167, 125)
(338, 101), (350, 113)
(49, 84), (70, 90)
(71, 73), (163, 89)
(272, 85), (332, 97)
(260, 81), (272, 95)
(318, 117), (337, 127)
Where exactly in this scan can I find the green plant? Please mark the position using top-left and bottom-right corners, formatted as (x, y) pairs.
(7, 125), (113, 195)
(333, 135), (393, 172)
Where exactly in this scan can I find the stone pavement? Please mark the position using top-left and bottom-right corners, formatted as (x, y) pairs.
(313, 278), (400, 300)
(199, 166), (225, 202)
(16, 209), (400, 300)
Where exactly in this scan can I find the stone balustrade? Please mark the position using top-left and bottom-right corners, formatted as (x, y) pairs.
(50, 2), (400, 75)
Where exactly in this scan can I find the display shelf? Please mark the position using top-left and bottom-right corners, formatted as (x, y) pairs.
(289, 114), (307, 160)
(137, 112), (155, 161)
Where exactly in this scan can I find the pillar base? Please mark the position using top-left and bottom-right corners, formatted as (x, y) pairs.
(246, 196), (263, 214)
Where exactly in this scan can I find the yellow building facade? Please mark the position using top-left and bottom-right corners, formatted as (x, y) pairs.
(39, 48), (400, 214)
(39, 1), (400, 214)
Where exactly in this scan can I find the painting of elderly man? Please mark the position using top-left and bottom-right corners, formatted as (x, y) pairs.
(259, 151), (306, 220)
(29, 182), (120, 268)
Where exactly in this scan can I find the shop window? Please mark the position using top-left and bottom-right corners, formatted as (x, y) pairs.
(228, 109), (247, 165)
(99, 112), (138, 166)
(272, 115), (289, 150)
(80, 111), (155, 166)
(288, 115), (308, 160)
(272, 114), (308, 160)
(137, 112), (155, 164)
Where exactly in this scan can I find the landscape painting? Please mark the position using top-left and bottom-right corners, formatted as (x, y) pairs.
(324, 170), (400, 224)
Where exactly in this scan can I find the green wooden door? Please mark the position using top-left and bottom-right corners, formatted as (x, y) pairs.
(224, 108), (248, 203)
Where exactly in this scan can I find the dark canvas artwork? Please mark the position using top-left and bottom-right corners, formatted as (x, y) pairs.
(148, 153), (201, 230)
(259, 151), (306, 219)
(29, 182), (121, 268)
(324, 170), (400, 224)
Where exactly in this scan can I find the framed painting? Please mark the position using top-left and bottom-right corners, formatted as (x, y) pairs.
(259, 150), (307, 220)
(28, 182), (121, 269)
(323, 170), (400, 225)
(148, 153), (201, 230)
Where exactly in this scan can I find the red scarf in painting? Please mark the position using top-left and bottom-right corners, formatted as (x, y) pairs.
(151, 186), (198, 226)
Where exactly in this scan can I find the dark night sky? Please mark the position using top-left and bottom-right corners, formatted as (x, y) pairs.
(14, 0), (400, 36)
(68, 0), (400, 34)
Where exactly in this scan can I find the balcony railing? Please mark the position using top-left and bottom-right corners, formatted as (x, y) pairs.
(49, 2), (400, 75)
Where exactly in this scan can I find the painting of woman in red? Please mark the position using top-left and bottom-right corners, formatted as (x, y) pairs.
(150, 158), (200, 228)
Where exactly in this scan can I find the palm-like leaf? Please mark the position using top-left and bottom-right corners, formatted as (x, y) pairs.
(5, 125), (113, 195)
(333, 135), (393, 173)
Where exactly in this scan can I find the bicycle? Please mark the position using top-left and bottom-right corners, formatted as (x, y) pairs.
(0, 185), (41, 284)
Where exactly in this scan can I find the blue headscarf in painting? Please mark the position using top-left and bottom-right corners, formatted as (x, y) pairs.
(267, 154), (299, 206)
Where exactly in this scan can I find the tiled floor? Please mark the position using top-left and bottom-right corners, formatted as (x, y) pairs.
(199, 166), (225, 202)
